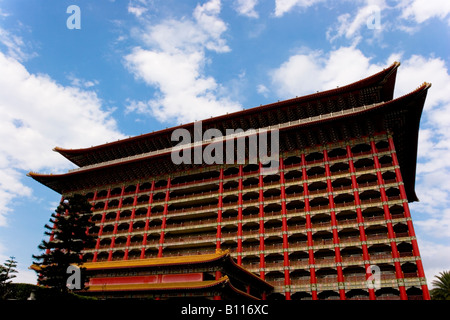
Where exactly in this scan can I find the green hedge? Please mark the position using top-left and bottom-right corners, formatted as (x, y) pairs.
(4, 283), (96, 300)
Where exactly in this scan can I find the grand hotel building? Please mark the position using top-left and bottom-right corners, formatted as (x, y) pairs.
(30, 62), (430, 300)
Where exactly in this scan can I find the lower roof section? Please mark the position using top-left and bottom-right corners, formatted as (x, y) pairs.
(80, 249), (274, 296)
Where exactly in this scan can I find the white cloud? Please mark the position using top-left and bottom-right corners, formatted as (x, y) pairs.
(326, 1), (386, 44)
(234, 0), (259, 18)
(270, 46), (382, 98)
(66, 74), (99, 88)
(274, 0), (324, 17)
(0, 51), (125, 226)
(257, 84), (269, 97)
(127, 0), (152, 18)
(124, 0), (241, 124)
(0, 26), (33, 62)
(416, 239), (450, 288)
(399, 0), (450, 24)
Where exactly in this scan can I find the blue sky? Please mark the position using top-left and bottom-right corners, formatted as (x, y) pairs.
(0, 0), (449, 286)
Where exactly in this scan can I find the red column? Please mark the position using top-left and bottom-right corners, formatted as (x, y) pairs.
(93, 188), (111, 262)
(279, 157), (291, 300)
(108, 186), (125, 261)
(215, 168), (224, 301)
(237, 165), (244, 265)
(346, 144), (376, 300)
(216, 168), (224, 251)
(323, 148), (346, 300)
(141, 180), (155, 259)
(387, 135), (431, 300)
(258, 162), (266, 282)
(124, 183), (140, 260)
(370, 138), (407, 300)
(301, 153), (318, 300)
(158, 177), (171, 258)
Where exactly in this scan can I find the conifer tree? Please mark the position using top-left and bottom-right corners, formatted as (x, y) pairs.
(0, 256), (18, 299)
(32, 194), (95, 294)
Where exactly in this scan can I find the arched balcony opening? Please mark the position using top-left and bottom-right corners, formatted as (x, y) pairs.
(329, 162), (349, 174)
(108, 199), (120, 209)
(328, 147), (347, 158)
(359, 190), (381, 201)
(97, 190), (108, 198)
(111, 250), (125, 261)
(122, 197), (134, 206)
(305, 152), (323, 162)
(309, 197), (329, 208)
(406, 287), (424, 300)
(284, 156), (301, 166)
(94, 202), (105, 210)
(308, 181), (327, 193)
(332, 177), (352, 189)
(353, 157), (374, 169)
(224, 166), (239, 176)
(382, 171), (396, 181)
(334, 193), (354, 207)
(96, 252), (109, 262)
(307, 166), (325, 177)
(243, 163), (258, 173)
(347, 289), (369, 300)
(102, 225), (114, 234)
(243, 176), (258, 188)
(375, 287), (400, 300)
(351, 143), (371, 154)
(110, 187), (122, 197)
(317, 289), (340, 300)
(119, 210), (132, 220)
(378, 155), (392, 165)
(140, 182), (152, 191)
(291, 292), (312, 300)
(154, 179), (168, 188)
(375, 140), (389, 150)
(362, 207), (384, 221)
(356, 173), (377, 185)
(124, 184), (136, 194)
(284, 170), (301, 180)
(127, 249), (141, 260)
(263, 174), (279, 184)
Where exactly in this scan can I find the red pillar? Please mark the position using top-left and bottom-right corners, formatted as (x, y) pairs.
(93, 188), (111, 262)
(124, 183), (140, 260)
(301, 153), (318, 300)
(346, 144), (376, 300)
(237, 165), (244, 265)
(258, 162), (266, 282)
(214, 168), (224, 301)
(387, 135), (431, 300)
(279, 157), (291, 300)
(370, 138), (407, 300)
(216, 168), (224, 251)
(141, 180), (155, 259)
(108, 185), (125, 261)
(158, 177), (171, 258)
(323, 148), (346, 300)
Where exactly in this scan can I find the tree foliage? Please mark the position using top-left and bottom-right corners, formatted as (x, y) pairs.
(0, 256), (18, 299)
(32, 194), (95, 294)
(431, 270), (450, 300)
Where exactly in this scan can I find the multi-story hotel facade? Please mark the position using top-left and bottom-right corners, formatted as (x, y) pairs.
(30, 62), (430, 300)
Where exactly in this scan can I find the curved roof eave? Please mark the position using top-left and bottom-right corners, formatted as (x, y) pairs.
(54, 62), (401, 166)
